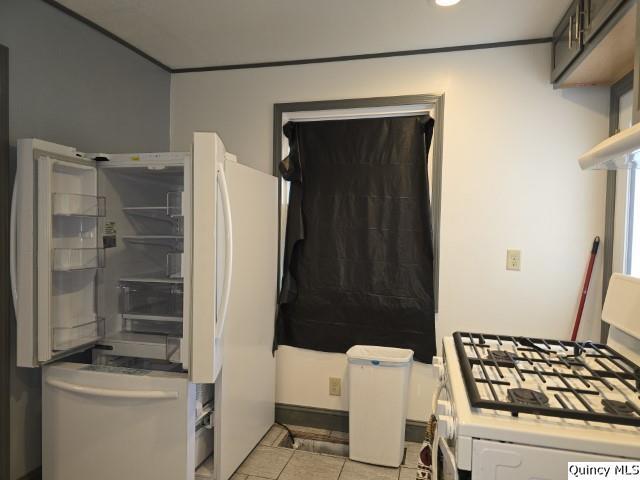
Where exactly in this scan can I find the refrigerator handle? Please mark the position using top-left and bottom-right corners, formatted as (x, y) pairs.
(10, 183), (18, 308)
(216, 165), (233, 341)
(46, 378), (179, 400)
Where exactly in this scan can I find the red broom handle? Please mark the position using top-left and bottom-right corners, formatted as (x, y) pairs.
(570, 236), (600, 342)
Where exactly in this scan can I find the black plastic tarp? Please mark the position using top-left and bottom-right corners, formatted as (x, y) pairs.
(275, 115), (436, 363)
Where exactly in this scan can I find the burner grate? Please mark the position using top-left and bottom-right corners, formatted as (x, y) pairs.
(453, 332), (640, 427)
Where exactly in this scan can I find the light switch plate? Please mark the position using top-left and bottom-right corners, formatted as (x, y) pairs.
(329, 377), (341, 396)
(506, 249), (521, 271)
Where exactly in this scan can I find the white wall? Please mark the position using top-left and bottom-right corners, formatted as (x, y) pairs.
(171, 43), (610, 422)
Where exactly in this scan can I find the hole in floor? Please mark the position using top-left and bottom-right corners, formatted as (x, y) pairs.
(278, 427), (349, 457)
(277, 426), (407, 462)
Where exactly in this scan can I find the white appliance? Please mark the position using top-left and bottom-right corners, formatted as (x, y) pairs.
(431, 273), (640, 480)
(579, 121), (640, 169)
(10, 134), (278, 480)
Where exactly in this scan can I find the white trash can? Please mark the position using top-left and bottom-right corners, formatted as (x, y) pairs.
(346, 345), (413, 467)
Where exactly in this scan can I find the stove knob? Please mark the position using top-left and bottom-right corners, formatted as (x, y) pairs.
(437, 415), (455, 440)
(436, 399), (452, 417)
(432, 356), (445, 381)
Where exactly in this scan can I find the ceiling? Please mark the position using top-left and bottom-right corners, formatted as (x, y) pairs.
(54, 0), (572, 70)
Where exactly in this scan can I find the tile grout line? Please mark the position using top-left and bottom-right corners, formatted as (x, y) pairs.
(275, 444), (297, 479)
(335, 454), (347, 480)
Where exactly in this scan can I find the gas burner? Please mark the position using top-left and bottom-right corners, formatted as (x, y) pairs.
(487, 350), (515, 365)
(557, 354), (582, 366)
(602, 399), (635, 417)
(507, 388), (549, 407)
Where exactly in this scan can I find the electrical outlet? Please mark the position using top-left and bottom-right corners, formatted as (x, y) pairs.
(506, 249), (521, 271)
(329, 377), (342, 396)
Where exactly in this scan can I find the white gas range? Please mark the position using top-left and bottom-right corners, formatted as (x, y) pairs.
(431, 273), (640, 480)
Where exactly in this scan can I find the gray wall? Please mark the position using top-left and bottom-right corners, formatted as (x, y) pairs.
(0, 1), (171, 478)
(0, 0), (170, 152)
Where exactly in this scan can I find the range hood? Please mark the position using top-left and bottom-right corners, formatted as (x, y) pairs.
(579, 122), (640, 170)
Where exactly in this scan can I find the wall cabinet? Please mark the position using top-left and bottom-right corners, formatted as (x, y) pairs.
(584, 0), (626, 42)
(551, 0), (583, 83)
(551, 0), (634, 87)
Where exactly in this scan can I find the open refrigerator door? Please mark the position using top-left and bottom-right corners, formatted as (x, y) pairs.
(14, 139), (105, 367)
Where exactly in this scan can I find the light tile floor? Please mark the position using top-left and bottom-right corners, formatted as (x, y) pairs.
(232, 424), (420, 480)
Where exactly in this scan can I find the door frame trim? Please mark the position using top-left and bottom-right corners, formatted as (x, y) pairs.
(602, 71), (634, 342)
(273, 94), (445, 312)
(1, 42), (10, 480)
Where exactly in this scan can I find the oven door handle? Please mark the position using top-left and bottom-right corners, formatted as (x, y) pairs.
(433, 434), (459, 480)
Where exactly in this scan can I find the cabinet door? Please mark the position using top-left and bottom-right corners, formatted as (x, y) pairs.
(583, 0), (626, 43)
(551, 0), (583, 82)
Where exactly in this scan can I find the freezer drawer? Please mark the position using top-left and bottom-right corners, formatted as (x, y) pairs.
(43, 362), (199, 480)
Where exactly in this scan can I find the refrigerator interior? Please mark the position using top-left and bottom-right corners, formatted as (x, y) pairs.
(96, 165), (186, 364)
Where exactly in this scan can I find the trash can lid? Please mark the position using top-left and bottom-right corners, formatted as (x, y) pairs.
(346, 345), (414, 364)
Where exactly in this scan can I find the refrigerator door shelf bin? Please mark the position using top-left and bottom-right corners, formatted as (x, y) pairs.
(53, 248), (105, 271)
(53, 193), (106, 217)
(53, 317), (104, 351)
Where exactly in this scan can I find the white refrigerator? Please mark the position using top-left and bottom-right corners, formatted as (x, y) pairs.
(10, 133), (278, 480)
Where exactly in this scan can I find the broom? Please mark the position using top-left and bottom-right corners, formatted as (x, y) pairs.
(570, 236), (600, 342)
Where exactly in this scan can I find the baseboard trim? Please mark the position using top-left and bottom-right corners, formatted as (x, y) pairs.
(275, 403), (426, 443)
(405, 420), (427, 443)
(18, 467), (42, 480)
